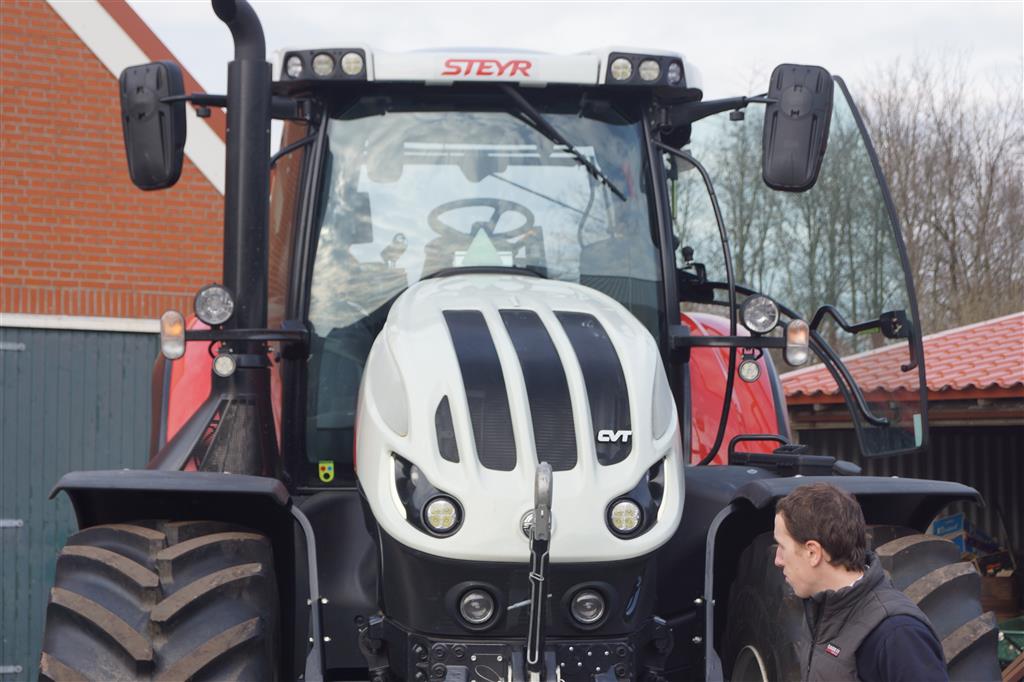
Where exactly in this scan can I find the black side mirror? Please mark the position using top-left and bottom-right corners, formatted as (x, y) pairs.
(762, 64), (833, 192)
(119, 61), (186, 190)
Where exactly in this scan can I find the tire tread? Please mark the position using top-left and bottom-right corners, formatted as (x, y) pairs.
(39, 520), (279, 681)
(49, 587), (153, 663)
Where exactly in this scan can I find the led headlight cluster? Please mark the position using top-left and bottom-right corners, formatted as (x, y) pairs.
(609, 499), (643, 534)
(282, 49), (367, 80)
(424, 496), (460, 533)
(605, 459), (666, 538)
(606, 52), (684, 87)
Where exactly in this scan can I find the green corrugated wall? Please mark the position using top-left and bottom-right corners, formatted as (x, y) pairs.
(0, 326), (156, 681)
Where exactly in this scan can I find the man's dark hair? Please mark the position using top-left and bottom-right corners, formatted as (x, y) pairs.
(776, 482), (867, 572)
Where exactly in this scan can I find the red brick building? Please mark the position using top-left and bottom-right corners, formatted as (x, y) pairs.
(1, 0), (225, 319)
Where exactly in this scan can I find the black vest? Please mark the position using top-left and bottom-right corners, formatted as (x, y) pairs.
(798, 552), (938, 681)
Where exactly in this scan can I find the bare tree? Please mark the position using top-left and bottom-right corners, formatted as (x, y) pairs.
(860, 55), (1024, 333)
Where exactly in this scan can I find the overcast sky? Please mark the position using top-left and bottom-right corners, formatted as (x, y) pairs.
(129, 1), (1021, 103)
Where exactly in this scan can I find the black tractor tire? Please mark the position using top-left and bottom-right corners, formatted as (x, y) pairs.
(38, 520), (279, 681)
(722, 525), (1000, 682)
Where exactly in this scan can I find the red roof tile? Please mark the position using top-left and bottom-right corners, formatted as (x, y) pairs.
(782, 312), (1024, 398)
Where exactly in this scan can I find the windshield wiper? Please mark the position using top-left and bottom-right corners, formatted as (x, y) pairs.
(499, 85), (627, 201)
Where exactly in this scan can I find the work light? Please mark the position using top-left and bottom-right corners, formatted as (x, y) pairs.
(340, 52), (364, 76)
(638, 59), (661, 82)
(285, 55), (303, 79)
(312, 53), (335, 76)
(740, 295), (780, 334)
(610, 57), (633, 81)
(570, 589), (606, 625)
(194, 284), (234, 326)
(609, 499), (642, 534)
(667, 61), (683, 85)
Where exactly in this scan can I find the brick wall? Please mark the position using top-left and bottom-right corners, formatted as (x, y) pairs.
(0, 1), (223, 319)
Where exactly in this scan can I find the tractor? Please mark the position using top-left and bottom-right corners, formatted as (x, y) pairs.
(38, 1), (999, 680)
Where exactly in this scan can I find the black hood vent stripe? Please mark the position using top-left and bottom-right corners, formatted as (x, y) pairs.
(500, 309), (577, 472)
(443, 310), (517, 471)
(435, 396), (459, 463)
(556, 311), (632, 466)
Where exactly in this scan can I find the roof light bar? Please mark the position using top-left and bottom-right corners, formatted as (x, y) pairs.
(280, 49), (367, 81)
(605, 52), (684, 87)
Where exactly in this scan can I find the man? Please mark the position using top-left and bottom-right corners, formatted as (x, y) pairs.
(774, 482), (948, 681)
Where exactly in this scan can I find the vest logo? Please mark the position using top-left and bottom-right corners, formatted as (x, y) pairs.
(441, 58), (532, 78)
(825, 643), (841, 657)
(597, 429), (632, 443)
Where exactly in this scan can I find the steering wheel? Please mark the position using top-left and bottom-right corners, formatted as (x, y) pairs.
(427, 198), (535, 240)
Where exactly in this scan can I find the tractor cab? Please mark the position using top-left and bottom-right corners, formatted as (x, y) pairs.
(254, 47), (928, 491)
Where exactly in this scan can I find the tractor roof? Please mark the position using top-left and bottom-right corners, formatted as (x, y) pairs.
(273, 45), (703, 94)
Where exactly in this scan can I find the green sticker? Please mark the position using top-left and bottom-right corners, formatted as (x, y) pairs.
(318, 460), (335, 483)
(913, 413), (923, 448)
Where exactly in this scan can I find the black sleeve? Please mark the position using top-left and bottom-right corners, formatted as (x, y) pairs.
(856, 615), (948, 682)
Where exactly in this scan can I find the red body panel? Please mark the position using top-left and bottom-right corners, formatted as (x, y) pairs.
(682, 312), (786, 465)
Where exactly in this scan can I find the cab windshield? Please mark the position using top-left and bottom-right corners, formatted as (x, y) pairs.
(305, 95), (661, 472)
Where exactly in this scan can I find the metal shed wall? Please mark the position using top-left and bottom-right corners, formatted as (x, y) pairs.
(0, 324), (156, 680)
(798, 426), (1024, 561)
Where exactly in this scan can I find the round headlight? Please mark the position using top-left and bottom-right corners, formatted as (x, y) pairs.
(638, 59), (661, 82)
(312, 52), (335, 76)
(424, 496), (460, 533)
(666, 61), (683, 85)
(459, 589), (495, 625)
(213, 353), (237, 378)
(570, 589), (606, 625)
(740, 295), (780, 334)
(340, 52), (364, 76)
(738, 358), (761, 383)
(194, 284), (234, 326)
(610, 57), (633, 81)
(609, 499), (642, 534)
(285, 55), (303, 79)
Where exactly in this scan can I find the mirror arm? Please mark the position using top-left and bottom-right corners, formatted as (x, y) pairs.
(161, 93), (227, 107)
(665, 93), (776, 127)
(161, 93), (305, 121)
(810, 304), (881, 335)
